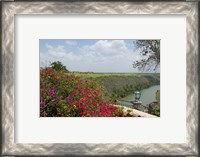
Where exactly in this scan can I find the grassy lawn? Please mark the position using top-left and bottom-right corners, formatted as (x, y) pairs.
(73, 73), (159, 79)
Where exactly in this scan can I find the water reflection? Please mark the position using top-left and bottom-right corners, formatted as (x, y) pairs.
(118, 85), (160, 109)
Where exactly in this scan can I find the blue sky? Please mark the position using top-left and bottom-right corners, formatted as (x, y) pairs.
(40, 39), (159, 73)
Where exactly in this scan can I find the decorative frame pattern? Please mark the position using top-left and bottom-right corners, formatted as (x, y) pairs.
(1, 1), (199, 156)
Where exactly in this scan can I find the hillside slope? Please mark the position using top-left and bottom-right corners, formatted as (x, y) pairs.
(85, 74), (160, 101)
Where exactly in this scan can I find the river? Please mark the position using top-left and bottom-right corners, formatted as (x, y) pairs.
(117, 85), (160, 109)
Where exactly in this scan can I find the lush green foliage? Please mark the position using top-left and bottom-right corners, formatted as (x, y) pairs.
(40, 65), (160, 117)
(150, 105), (160, 117)
(148, 90), (160, 116)
(50, 61), (69, 72)
(156, 90), (160, 102)
(75, 73), (159, 79)
(75, 73), (142, 78)
(89, 74), (160, 102)
(40, 69), (125, 117)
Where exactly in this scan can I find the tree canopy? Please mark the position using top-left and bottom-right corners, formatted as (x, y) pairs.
(49, 61), (69, 72)
(133, 40), (160, 72)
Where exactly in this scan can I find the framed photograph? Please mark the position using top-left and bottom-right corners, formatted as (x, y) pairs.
(1, 1), (199, 156)
(39, 39), (160, 118)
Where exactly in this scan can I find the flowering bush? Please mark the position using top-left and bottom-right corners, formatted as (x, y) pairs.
(40, 68), (124, 117)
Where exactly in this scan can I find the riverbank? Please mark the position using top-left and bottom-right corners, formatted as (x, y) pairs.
(120, 85), (160, 106)
(117, 86), (160, 116)
(82, 74), (160, 102)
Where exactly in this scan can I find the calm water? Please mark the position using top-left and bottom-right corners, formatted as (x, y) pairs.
(118, 85), (160, 108)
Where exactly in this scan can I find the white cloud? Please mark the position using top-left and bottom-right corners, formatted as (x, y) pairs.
(81, 40), (129, 57)
(45, 43), (67, 57)
(65, 40), (77, 46)
(40, 40), (150, 73)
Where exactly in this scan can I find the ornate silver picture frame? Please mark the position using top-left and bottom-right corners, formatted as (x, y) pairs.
(1, 1), (199, 156)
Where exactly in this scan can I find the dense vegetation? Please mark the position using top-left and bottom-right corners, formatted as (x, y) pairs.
(76, 73), (160, 102)
(40, 61), (160, 117)
(49, 61), (69, 72)
(40, 68), (125, 117)
(148, 90), (160, 116)
(156, 90), (160, 102)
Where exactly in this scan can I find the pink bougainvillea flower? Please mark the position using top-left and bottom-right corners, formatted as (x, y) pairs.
(40, 68), (125, 117)
(49, 88), (55, 98)
(40, 102), (45, 107)
(79, 89), (84, 94)
(47, 69), (53, 73)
